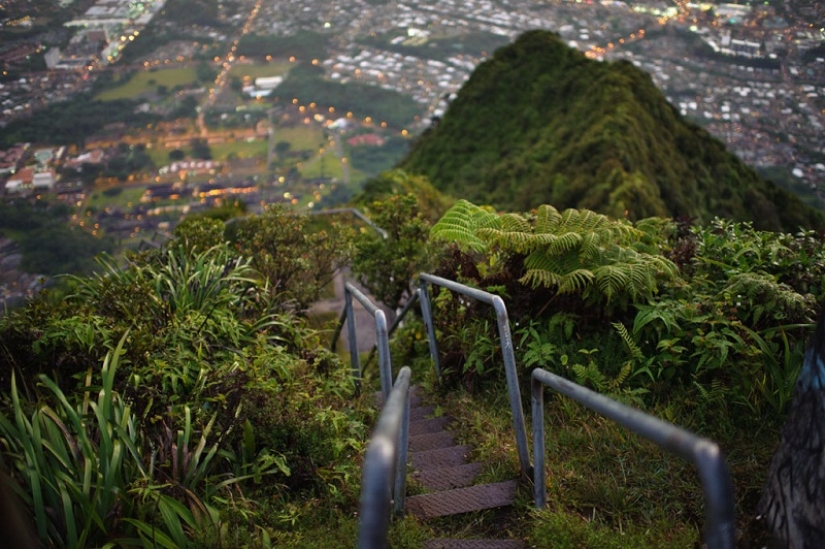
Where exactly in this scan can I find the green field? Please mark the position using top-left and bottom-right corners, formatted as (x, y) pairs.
(86, 185), (147, 211)
(229, 62), (292, 80)
(210, 139), (268, 161)
(300, 148), (345, 180)
(95, 67), (200, 101)
(274, 125), (325, 151)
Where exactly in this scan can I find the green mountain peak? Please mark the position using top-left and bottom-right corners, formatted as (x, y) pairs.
(400, 30), (822, 232)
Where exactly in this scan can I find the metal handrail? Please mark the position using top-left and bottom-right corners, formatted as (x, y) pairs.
(417, 273), (531, 477)
(358, 366), (412, 549)
(331, 281), (393, 400)
(531, 368), (735, 549)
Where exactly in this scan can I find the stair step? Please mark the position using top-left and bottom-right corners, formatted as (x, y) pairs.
(412, 462), (482, 491)
(410, 431), (456, 452)
(406, 480), (519, 519)
(424, 540), (526, 549)
(410, 405), (436, 421)
(410, 416), (451, 436)
(412, 445), (472, 470)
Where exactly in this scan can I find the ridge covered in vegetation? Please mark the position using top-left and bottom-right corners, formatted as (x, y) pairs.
(399, 30), (823, 232)
(2, 167), (824, 546)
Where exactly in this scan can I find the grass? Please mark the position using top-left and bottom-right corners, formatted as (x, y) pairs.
(274, 126), (324, 151)
(422, 373), (777, 547)
(209, 139), (268, 161)
(95, 67), (199, 101)
(299, 148), (345, 180)
(86, 185), (147, 211)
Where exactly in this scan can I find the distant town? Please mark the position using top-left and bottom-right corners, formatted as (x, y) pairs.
(1, 0), (824, 306)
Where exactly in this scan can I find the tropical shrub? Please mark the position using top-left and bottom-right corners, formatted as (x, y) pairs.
(352, 193), (435, 312)
(0, 230), (370, 548)
(228, 206), (352, 312)
(430, 200), (678, 312)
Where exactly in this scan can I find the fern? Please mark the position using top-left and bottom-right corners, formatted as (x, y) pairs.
(431, 199), (679, 307)
(430, 199), (500, 252)
(612, 322), (643, 361)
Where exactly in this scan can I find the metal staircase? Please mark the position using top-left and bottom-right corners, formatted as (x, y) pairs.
(402, 387), (524, 547)
(341, 272), (736, 549)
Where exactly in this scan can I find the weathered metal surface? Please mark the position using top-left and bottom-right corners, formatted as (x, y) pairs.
(410, 416), (452, 436)
(419, 273), (531, 477)
(358, 367), (412, 549)
(412, 462), (482, 491)
(410, 405), (435, 421)
(424, 540), (526, 549)
(412, 445), (472, 471)
(409, 431), (456, 452)
(406, 480), (519, 519)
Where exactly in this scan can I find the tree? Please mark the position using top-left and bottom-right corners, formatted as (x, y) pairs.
(229, 207), (352, 311)
(351, 193), (433, 312)
(190, 138), (212, 160)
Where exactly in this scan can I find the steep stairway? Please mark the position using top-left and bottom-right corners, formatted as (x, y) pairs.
(400, 386), (526, 548)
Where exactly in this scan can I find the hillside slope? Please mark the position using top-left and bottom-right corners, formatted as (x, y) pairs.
(400, 30), (822, 231)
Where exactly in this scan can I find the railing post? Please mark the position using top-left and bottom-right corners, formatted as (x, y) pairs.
(532, 374), (546, 508)
(530, 367), (735, 549)
(418, 279), (441, 377)
(491, 295), (531, 478)
(345, 287), (361, 394)
(376, 310), (392, 401)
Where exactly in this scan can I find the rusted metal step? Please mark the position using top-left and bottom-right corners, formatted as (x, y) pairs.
(424, 540), (526, 549)
(406, 480), (519, 519)
(410, 404), (436, 421)
(412, 445), (472, 470)
(410, 416), (452, 436)
(412, 462), (482, 491)
(410, 431), (456, 452)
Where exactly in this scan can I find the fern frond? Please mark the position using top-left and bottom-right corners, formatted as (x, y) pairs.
(520, 268), (563, 289)
(556, 269), (596, 294)
(430, 199), (500, 252)
(612, 322), (643, 360)
(534, 204), (562, 233)
(545, 231), (584, 256)
(594, 265), (630, 303)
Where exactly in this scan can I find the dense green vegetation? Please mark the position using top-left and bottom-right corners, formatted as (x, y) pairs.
(402, 196), (821, 544)
(0, 209), (371, 547)
(1, 176), (821, 545)
(348, 135), (411, 177)
(0, 202), (115, 275)
(400, 30), (822, 232)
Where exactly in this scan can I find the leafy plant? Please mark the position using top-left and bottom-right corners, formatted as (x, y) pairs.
(431, 200), (678, 310)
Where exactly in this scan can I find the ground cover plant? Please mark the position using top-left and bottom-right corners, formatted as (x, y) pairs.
(0, 208), (373, 548)
(388, 197), (825, 545)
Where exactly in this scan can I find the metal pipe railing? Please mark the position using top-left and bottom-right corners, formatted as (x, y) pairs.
(417, 273), (531, 478)
(331, 281), (394, 400)
(531, 367), (735, 549)
(358, 366), (412, 549)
